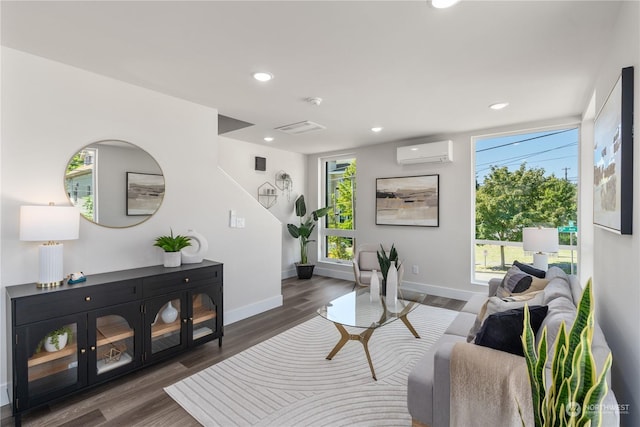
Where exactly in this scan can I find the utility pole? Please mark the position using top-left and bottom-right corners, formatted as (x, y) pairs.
(562, 167), (570, 181)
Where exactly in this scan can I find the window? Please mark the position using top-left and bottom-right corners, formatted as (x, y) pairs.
(473, 127), (578, 283)
(65, 148), (97, 221)
(322, 157), (356, 262)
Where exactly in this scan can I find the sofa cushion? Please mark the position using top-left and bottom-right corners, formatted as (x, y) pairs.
(475, 305), (549, 356)
(359, 251), (380, 271)
(461, 293), (487, 315)
(497, 266), (531, 297)
(520, 276), (550, 294)
(513, 260), (546, 278)
(445, 312), (477, 337)
(466, 291), (545, 343)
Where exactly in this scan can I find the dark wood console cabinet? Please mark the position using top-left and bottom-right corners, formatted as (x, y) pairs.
(5, 260), (223, 425)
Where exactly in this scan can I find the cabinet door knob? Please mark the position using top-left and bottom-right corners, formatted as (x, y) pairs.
(182, 318), (188, 323)
(91, 346), (96, 351)
(85, 296), (91, 301)
(80, 348), (86, 354)
(189, 317), (193, 322)
(184, 277), (190, 283)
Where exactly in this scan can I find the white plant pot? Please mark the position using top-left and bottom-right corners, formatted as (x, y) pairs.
(163, 252), (181, 267)
(44, 332), (68, 352)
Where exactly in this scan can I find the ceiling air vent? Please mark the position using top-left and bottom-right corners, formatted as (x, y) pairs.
(275, 120), (326, 135)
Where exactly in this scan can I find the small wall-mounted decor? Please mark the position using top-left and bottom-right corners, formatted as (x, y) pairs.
(594, 66), (634, 234)
(275, 170), (293, 201)
(376, 174), (439, 227)
(126, 172), (165, 216)
(255, 156), (267, 171)
(257, 182), (278, 209)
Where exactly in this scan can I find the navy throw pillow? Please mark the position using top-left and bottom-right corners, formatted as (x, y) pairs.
(474, 305), (549, 356)
(514, 260), (546, 278)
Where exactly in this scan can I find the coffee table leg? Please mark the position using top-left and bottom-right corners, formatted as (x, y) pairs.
(326, 323), (350, 360)
(326, 323), (378, 380)
(359, 327), (377, 380)
(400, 314), (421, 339)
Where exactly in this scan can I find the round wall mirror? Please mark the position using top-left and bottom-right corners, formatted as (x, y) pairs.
(64, 140), (165, 228)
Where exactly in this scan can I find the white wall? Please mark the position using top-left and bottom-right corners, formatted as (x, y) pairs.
(308, 117), (579, 300)
(218, 136), (307, 278)
(0, 48), (283, 400)
(586, 2), (639, 425)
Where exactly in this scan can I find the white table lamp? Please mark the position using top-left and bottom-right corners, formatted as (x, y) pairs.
(20, 204), (80, 287)
(522, 227), (559, 271)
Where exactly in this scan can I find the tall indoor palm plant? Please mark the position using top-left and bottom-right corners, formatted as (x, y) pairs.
(287, 195), (332, 279)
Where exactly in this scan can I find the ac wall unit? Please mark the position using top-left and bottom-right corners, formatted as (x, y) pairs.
(396, 140), (453, 165)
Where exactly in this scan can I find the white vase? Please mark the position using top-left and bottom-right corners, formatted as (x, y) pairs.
(44, 332), (68, 352)
(370, 270), (380, 302)
(386, 261), (399, 307)
(163, 252), (181, 267)
(181, 229), (208, 264)
(161, 301), (178, 323)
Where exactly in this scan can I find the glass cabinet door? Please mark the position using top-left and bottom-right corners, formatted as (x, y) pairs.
(146, 293), (186, 360)
(190, 292), (217, 342)
(89, 302), (141, 382)
(18, 314), (87, 406)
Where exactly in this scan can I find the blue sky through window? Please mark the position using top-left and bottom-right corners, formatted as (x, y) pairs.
(475, 128), (579, 185)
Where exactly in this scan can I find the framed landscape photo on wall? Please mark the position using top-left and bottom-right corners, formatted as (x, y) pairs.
(593, 66), (634, 235)
(126, 172), (165, 216)
(376, 174), (439, 227)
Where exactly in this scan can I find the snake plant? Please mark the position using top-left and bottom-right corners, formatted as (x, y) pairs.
(521, 279), (612, 427)
(376, 243), (401, 288)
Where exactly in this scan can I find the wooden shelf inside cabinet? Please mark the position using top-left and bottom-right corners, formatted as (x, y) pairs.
(193, 306), (216, 325)
(151, 319), (181, 338)
(96, 323), (134, 347)
(28, 344), (77, 368)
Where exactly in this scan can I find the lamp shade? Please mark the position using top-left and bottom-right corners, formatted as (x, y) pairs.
(522, 227), (559, 253)
(20, 205), (80, 241)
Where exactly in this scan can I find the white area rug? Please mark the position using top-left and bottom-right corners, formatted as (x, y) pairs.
(165, 305), (457, 427)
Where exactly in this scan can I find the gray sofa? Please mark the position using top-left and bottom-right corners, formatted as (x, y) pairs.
(407, 267), (619, 427)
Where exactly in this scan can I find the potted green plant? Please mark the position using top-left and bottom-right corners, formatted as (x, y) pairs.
(287, 195), (332, 279)
(37, 326), (73, 353)
(154, 229), (192, 267)
(376, 243), (402, 295)
(521, 279), (612, 426)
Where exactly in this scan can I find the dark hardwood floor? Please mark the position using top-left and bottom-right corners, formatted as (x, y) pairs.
(1, 276), (465, 427)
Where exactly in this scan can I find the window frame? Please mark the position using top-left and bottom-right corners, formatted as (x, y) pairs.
(319, 154), (357, 265)
(470, 123), (580, 285)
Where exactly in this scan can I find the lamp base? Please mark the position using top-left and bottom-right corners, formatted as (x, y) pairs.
(37, 242), (65, 287)
(532, 252), (549, 271)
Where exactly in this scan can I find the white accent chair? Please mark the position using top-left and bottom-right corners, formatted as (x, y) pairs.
(352, 243), (405, 289)
(353, 243), (383, 288)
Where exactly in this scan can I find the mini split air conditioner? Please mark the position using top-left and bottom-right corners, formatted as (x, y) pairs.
(396, 140), (453, 165)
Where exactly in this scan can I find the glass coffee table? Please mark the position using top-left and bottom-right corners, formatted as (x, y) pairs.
(317, 288), (427, 380)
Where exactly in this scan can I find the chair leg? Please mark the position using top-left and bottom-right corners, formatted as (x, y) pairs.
(352, 281), (358, 291)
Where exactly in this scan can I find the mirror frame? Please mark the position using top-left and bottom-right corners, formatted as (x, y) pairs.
(64, 140), (165, 228)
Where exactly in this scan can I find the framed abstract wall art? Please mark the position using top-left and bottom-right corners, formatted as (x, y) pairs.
(126, 172), (165, 216)
(376, 174), (439, 227)
(593, 66), (634, 234)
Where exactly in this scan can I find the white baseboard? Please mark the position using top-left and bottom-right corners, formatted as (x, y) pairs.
(281, 268), (296, 280)
(313, 265), (354, 282)
(224, 294), (283, 326)
(401, 280), (480, 301)
(314, 268), (481, 302)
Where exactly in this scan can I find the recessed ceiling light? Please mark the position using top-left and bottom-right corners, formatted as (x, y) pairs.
(432, 0), (460, 9)
(263, 137), (274, 142)
(489, 102), (509, 110)
(253, 72), (273, 82)
(371, 127), (383, 133)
